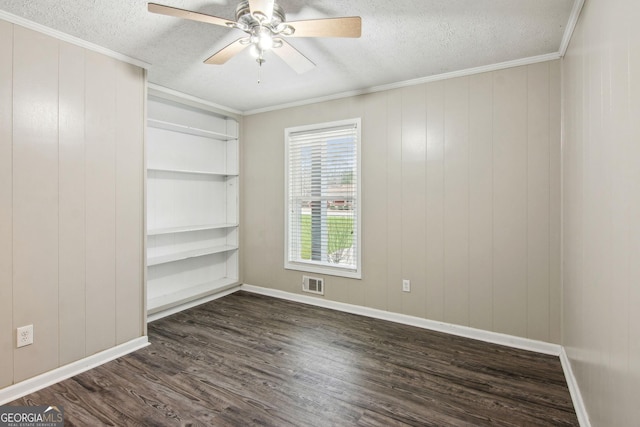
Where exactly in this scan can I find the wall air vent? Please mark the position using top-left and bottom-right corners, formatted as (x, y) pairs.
(302, 275), (324, 295)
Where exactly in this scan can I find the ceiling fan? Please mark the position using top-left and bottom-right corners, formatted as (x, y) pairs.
(148, 0), (362, 74)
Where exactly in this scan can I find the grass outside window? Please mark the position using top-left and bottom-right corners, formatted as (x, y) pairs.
(299, 214), (354, 262)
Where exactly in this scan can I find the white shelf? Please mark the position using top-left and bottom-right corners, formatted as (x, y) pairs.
(148, 223), (238, 236)
(147, 94), (239, 318)
(147, 245), (238, 266)
(148, 118), (236, 141)
(147, 167), (238, 177)
(147, 278), (239, 315)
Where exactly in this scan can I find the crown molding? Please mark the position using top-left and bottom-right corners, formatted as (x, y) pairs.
(243, 52), (561, 115)
(559, 0), (586, 56)
(0, 10), (149, 69)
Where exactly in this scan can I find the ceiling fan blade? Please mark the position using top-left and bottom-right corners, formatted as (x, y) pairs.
(286, 17), (362, 38)
(148, 3), (235, 28)
(249, 0), (275, 21)
(204, 39), (249, 64)
(272, 40), (315, 74)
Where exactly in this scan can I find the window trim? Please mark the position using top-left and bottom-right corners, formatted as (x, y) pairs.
(284, 118), (362, 279)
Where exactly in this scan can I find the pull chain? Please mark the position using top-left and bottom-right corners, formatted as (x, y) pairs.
(256, 52), (265, 84)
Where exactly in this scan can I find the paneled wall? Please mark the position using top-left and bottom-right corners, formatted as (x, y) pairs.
(242, 61), (561, 343)
(0, 20), (145, 388)
(562, 0), (640, 424)
(0, 18), (13, 389)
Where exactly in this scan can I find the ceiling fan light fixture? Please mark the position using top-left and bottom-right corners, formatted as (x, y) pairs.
(249, 44), (260, 58)
(249, 44), (266, 67)
(147, 0), (361, 73)
(256, 27), (274, 50)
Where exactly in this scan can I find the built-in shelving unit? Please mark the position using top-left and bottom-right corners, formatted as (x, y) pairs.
(148, 223), (238, 236)
(147, 245), (238, 267)
(147, 118), (237, 140)
(147, 167), (238, 176)
(146, 90), (240, 316)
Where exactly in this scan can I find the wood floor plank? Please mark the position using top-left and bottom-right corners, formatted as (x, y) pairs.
(9, 291), (578, 426)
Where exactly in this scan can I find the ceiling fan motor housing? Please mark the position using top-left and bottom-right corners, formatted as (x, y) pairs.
(235, 0), (286, 31)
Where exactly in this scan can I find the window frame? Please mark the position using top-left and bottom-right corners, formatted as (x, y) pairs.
(284, 118), (362, 279)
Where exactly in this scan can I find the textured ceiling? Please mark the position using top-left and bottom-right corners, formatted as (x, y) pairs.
(0, 0), (575, 112)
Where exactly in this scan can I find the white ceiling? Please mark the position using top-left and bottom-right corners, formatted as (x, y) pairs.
(0, 0), (576, 113)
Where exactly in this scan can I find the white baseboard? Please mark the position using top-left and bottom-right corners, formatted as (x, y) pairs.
(560, 347), (591, 427)
(240, 284), (562, 356)
(0, 336), (149, 405)
(0, 287), (587, 424)
(147, 285), (242, 323)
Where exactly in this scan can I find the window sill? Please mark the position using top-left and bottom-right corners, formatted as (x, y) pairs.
(285, 261), (361, 279)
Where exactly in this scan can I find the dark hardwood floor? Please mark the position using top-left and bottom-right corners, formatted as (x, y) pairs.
(10, 291), (578, 426)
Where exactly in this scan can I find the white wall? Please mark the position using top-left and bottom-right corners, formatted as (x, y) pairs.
(242, 61), (561, 343)
(0, 20), (145, 388)
(562, 0), (640, 424)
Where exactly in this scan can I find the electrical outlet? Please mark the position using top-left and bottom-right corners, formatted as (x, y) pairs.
(17, 325), (33, 348)
(402, 279), (411, 292)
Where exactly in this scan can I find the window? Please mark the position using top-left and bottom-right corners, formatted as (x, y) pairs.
(285, 118), (361, 279)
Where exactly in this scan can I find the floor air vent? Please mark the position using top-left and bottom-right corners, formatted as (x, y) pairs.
(302, 276), (324, 295)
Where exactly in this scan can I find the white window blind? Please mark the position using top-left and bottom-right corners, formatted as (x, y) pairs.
(285, 118), (361, 278)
